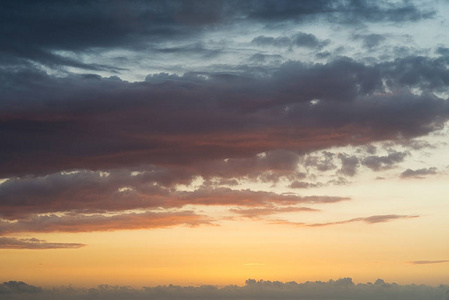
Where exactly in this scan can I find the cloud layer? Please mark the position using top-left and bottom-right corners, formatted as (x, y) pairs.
(1, 0), (446, 248)
(1, 279), (448, 300)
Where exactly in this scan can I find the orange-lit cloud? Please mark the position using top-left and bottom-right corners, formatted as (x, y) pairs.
(230, 206), (319, 219)
(0, 211), (212, 234)
(0, 237), (85, 249)
(272, 214), (419, 227)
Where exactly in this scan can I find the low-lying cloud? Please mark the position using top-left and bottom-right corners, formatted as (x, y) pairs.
(1, 278), (448, 300)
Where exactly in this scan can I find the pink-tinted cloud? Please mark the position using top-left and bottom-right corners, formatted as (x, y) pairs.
(0, 211), (213, 234)
(0, 171), (349, 219)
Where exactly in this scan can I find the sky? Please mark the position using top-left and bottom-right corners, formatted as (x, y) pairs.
(1, 0), (449, 296)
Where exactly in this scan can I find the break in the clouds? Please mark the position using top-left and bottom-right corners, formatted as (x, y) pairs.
(1, 0), (448, 246)
(1, 279), (448, 300)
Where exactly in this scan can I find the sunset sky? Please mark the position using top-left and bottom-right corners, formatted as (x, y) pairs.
(1, 0), (449, 291)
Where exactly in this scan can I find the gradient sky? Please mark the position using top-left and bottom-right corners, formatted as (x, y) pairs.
(1, 0), (449, 289)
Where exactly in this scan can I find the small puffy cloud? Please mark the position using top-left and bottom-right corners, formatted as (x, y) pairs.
(353, 33), (386, 49)
(362, 151), (407, 171)
(400, 167), (438, 179)
(292, 32), (330, 49)
(289, 181), (322, 189)
(338, 153), (359, 176)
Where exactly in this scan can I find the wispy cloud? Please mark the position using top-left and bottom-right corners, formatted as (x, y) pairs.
(272, 214), (419, 227)
(0, 211), (213, 235)
(409, 260), (449, 265)
(0, 237), (85, 249)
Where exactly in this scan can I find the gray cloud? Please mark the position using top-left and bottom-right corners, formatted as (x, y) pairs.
(400, 167), (438, 178)
(0, 278), (447, 300)
(0, 0), (434, 72)
(2, 57), (449, 179)
(362, 151), (408, 171)
(353, 33), (386, 49)
(338, 153), (359, 176)
(0, 211), (212, 235)
(0, 237), (85, 249)
(251, 32), (329, 49)
(409, 260), (449, 265)
(0, 281), (42, 295)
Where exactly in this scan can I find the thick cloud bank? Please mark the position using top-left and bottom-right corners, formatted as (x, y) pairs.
(1, 279), (448, 300)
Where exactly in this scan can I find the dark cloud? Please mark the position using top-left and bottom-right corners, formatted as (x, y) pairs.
(0, 0), (434, 71)
(362, 151), (408, 171)
(0, 281), (42, 295)
(1, 279), (447, 300)
(338, 153), (359, 176)
(2, 56), (448, 179)
(243, 0), (433, 24)
(0, 237), (85, 249)
(400, 167), (438, 178)
(1, 0), (447, 246)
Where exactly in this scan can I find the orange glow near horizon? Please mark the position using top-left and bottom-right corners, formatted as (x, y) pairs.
(2, 212), (449, 288)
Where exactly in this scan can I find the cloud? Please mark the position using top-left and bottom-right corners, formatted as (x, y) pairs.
(230, 206), (319, 219)
(362, 151), (408, 171)
(272, 214), (419, 227)
(289, 181), (322, 189)
(0, 211), (212, 235)
(353, 33), (386, 49)
(400, 167), (438, 178)
(2, 56), (449, 180)
(251, 32), (329, 49)
(1, 279), (447, 300)
(0, 237), (85, 249)
(243, 0), (433, 24)
(338, 153), (359, 176)
(409, 260), (449, 265)
(0, 281), (42, 295)
(0, 169), (349, 219)
(0, 0), (433, 74)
